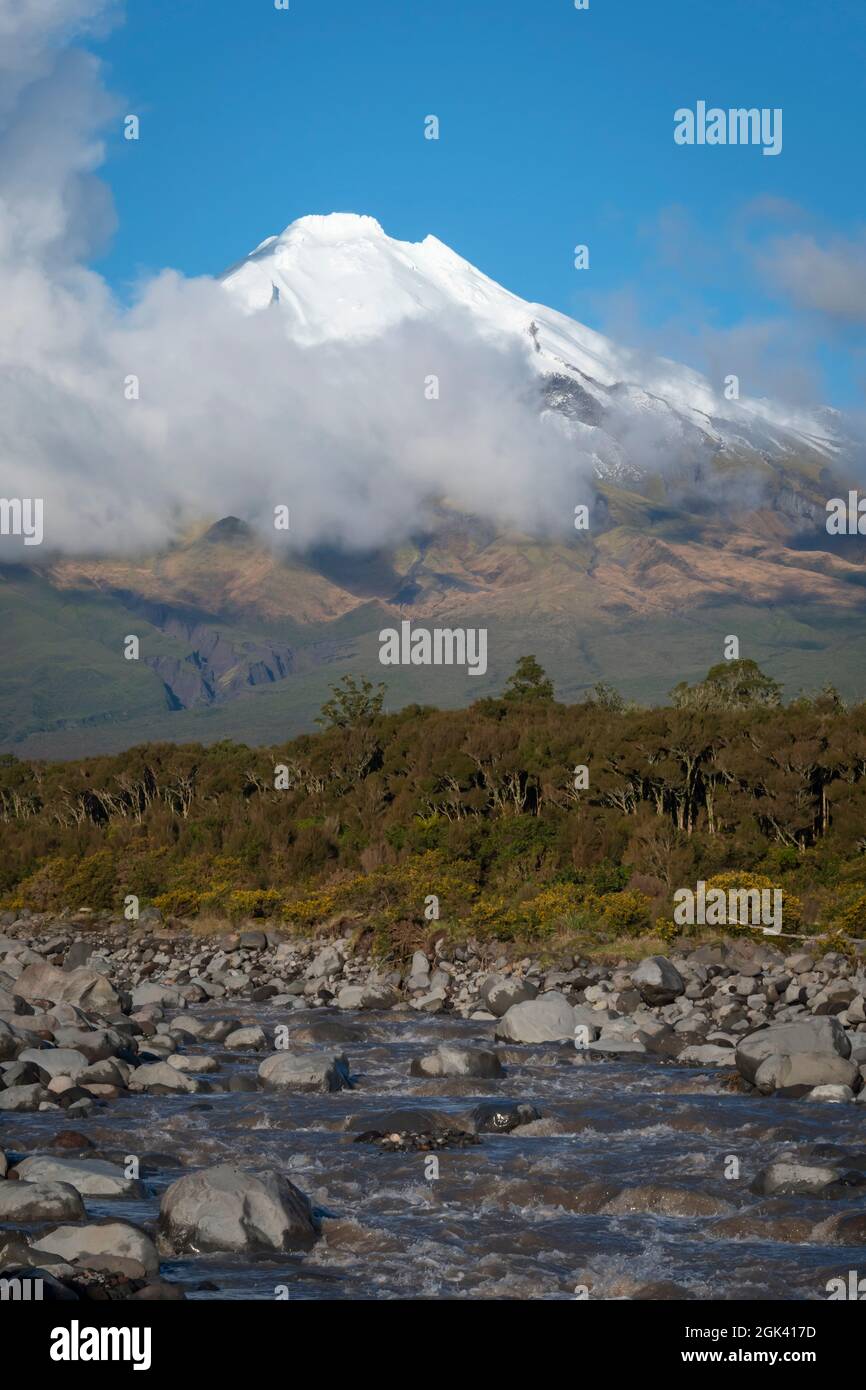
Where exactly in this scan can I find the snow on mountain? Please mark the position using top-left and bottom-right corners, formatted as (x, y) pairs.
(220, 212), (839, 471)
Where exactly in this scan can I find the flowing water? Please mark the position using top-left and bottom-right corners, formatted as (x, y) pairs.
(6, 1004), (866, 1301)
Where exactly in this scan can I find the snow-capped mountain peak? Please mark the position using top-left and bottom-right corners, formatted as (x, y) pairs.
(220, 211), (840, 467)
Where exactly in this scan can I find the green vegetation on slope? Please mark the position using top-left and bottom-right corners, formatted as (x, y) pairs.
(3, 662), (866, 954)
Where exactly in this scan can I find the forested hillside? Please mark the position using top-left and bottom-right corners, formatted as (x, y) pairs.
(2, 661), (866, 952)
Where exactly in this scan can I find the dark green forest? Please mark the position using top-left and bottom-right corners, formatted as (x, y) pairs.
(2, 660), (866, 953)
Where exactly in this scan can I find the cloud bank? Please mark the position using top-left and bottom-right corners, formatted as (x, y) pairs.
(0, 0), (607, 558)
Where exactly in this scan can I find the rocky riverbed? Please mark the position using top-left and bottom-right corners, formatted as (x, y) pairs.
(2, 910), (866, 1301)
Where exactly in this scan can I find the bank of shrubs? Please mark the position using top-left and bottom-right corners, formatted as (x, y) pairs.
(2, 669), (866, 951)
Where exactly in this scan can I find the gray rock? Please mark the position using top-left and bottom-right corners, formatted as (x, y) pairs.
(258, 1051), (350, 1092)
(31, 1221), (159, 1276)
(0, 1180), (85, 1223)
(753, 1052), (860, 1095)
(736, 1016), (851, 1084)
(410, 1046), (504, 1079)
(128, 1062), (202, 1094)
(751, 1162), (862, 1197)
(306, 945), (342, 978)
(14, 962), (124, 1014)
(159, 1164), (316, 1254)
(480, 974), (538, 1017)
(0, 1082), (50, 1111)
(471, 1100), (540, 1133)
(0, 1019), (19, 1061)
(632, 956), (685, 1006)
(494, 991), (575, 1043)
(131, 982), (185, 1009)
(17, 1048), (90, 1081)
(223, 1026), (267, 1050)
(15, 1156), (143, 1198)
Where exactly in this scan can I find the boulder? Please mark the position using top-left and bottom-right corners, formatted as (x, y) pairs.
(736, 1016), (851, 1085)
(258, 1051), (350, 1092)
(288, 1020), (363, 1045)
(347, 1106), (467, 1136)
(31, 1221), (159, 1276)
(471, 1100), (541, 1133)
(632, 957), (685, 1006)
(0, 1082), (50, 1111)
(0, 1019), (19, 1061)
(224, 1026), (268, 1050)
(128, 1062), (202, 1094)
(494, 991), (575, 1043)
(17, 1048), (90, 1081)
(130, 982), (185, 1009)
(410, 1046), (504, 1079)
(306, 946), (342, 978)
(480, 974), (538, 1018)
(14, 963), (124, 1015)
(159, 1164), (316, 1254)
(753, 1053), (860, 1095)
(15, 1156), (143, 1198)
(0, 1180), (85, 1223)
(751, 1162), (865, 1198)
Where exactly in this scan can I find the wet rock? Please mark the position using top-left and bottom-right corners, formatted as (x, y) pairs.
(494, 991), (575, 1043)
(31, 1221), (160, 1276)
(289, 1019), (363, 1045)
(632, 956), (685, 1006)
(0, 1180), (85, 1223)
(128, 1062), (203, 1094)
(196, 1019), (240, 1043)
(751, 1162), (866, 1198)
(166, 1053), (220, 1074)
(348, 1106), (468, 1136)
(602, 1185), (734, 1217)
(410, 1046), (504, 1079)
(808, 1083), (856, 1103)
(752, 1052), (860, 1096)
(258, 1050), (350, 1092)
(354, 1129), (480, 1152)
(47, 1131), (95, 1153)
(471, 1100), (541, 1133)
(811, 1210), (866, 1244)
(159, 1164), (317, 1254)
(587, 1038), (647, 1056)
(15, 1156), (143, 1198)
(708, 1208), (814, 1245)
(224, 1025), (267, 1050)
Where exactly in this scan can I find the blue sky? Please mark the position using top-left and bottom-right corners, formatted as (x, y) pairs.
(90, 0), (866, 409)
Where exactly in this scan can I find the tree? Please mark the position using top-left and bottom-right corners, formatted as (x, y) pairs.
(583, 681), (625, 712)
(503, 655), (554, 703)
(670, 659), (781, 712)
(316, 675), (386, 730)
